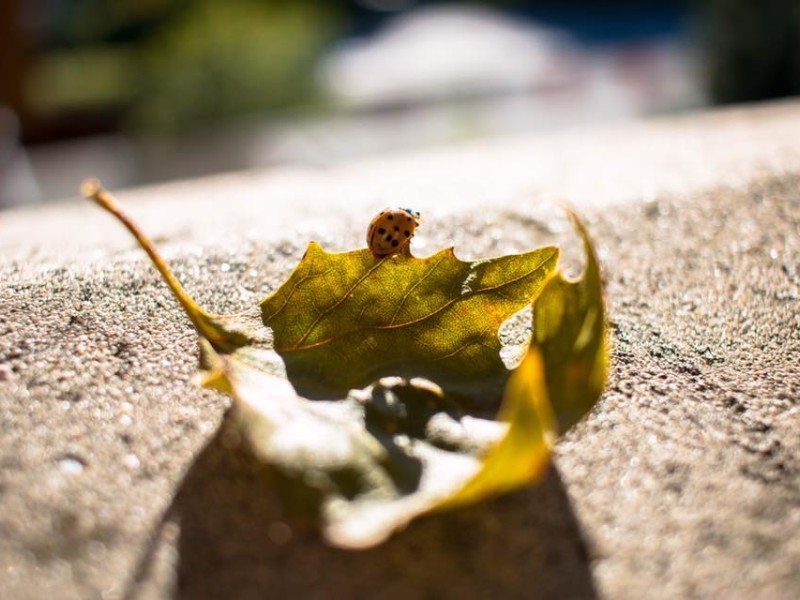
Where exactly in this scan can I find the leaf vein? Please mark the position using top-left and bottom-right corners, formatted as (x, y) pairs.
(291, 259), (387, 349)
(389, 253), (448, 326)
(262, 267), (336, 323)
(277, 251), (555, 354)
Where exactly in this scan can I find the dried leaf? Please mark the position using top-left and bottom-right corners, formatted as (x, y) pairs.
(260, 242), (559, 401)
(82, 180), (607, 548)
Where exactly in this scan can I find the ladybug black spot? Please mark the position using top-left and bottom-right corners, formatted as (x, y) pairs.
(404, 230), (410, 237)
(385, 234), (393, 242)
(406, 217), (412, 221)
(391, 240), (399, 247)
(394, 226), (400, 231)
(387, 214), (394, 219)
(378, 228), (386, 234)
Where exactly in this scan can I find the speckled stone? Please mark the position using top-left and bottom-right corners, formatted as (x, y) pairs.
(1, 101), (799, 600)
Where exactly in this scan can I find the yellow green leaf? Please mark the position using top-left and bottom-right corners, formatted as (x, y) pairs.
(533, 211), (609, 432)
(435, 211), (609, 512)
(83, 180), (606, 549)
(437, 348), (556, 510)
(261, 242), (559, 401)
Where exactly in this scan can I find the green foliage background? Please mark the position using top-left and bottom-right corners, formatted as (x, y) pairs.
(27, 0), (339, 131)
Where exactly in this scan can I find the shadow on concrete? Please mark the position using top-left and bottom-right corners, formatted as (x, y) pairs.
(133, 419), (597, 599)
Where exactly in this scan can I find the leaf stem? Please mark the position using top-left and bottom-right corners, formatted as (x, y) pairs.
(81, 178), (218, 341)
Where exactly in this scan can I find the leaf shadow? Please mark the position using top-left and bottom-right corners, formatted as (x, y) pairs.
(143, 420), (598, 600)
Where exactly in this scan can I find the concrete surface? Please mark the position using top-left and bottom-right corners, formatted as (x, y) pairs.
(1, 100), (799, 599)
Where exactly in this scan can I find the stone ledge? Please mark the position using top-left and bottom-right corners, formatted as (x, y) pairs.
(1, 101), (799, 599)
(2, 98), (800, 264)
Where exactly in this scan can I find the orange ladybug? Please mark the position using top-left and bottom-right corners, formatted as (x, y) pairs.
(366, 207), (421, 258)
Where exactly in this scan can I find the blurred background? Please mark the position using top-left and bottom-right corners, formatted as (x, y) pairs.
(1, 0), (799, 209)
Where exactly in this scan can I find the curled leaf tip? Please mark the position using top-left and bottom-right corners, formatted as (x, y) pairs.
(533, 209), (608, 433)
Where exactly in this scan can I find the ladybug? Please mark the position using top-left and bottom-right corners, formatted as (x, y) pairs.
(367, 207), (421, 258)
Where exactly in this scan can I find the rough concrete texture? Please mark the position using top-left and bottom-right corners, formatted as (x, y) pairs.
(1, 101), (799, 599)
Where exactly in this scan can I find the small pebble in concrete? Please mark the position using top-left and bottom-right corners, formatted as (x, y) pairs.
(0, 364), (12, 381)
(122, 453), (141, 470)
(58, 455), (86, 475)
